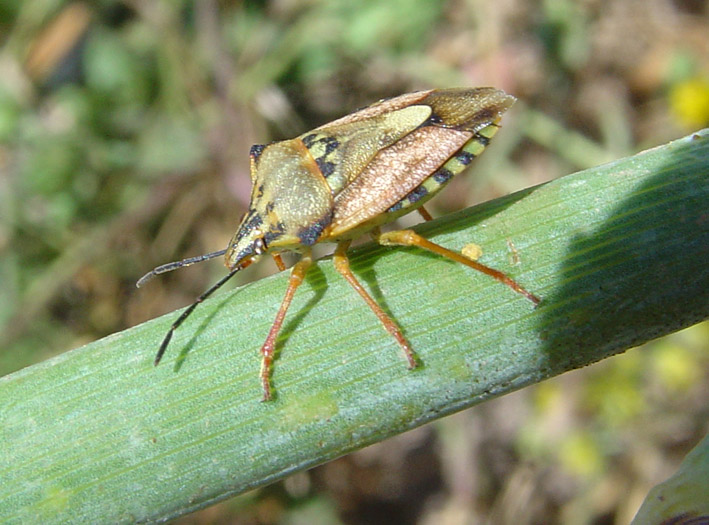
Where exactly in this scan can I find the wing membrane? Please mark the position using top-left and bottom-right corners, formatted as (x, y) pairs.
(328, 88), (514, 237)
(300, 104), (431, 194)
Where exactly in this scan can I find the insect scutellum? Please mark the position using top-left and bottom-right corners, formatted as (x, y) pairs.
(137, 87), (540, 401)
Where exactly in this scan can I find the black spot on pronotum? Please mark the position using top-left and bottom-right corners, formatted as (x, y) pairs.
(297, 213), (332, 246)
(250, 144), (266, 162)
(301, 134), (318, 148)
(316, 159), (336, 178)
(322, 136), (340, 154)
(264, 221), (286, 245)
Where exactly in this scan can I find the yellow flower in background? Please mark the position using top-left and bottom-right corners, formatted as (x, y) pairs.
(652, 342), (701, 393)
(559, 431), (605, 478)
(669, 77), (709, 128)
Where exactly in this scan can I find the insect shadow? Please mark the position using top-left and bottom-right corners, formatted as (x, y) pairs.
(172, 289), (233, 372)
(268, 263), (327, 368)
(537, 132), (709, 373)
(170, 262), (328, 374)
(413, 185), (538, 242)
(349, 249), (411, 348)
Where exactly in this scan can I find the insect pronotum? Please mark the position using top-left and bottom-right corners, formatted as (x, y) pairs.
(138, 87), (540, 401)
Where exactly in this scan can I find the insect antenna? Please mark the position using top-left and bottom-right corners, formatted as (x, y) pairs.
(136, 249), (227, 288)
(153, 264), (244, 366)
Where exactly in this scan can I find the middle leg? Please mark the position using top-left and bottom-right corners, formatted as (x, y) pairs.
(333, 240), (418, 369)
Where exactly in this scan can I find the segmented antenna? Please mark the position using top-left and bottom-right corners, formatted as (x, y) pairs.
(153, 265), (242, 366)
(136, 249), (227, 288)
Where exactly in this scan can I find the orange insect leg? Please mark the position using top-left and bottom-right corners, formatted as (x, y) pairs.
(260, 250), (312, 401)
(416, 205), (434, 222)
(378, 230), (541, 305)
(333, 241), (418, 369)
(272, 253), (286, 272)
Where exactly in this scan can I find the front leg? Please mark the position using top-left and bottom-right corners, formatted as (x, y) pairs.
(260, 249), (312, 401)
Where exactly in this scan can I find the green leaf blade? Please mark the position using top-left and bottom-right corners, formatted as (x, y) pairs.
(1, 130), (708, 523)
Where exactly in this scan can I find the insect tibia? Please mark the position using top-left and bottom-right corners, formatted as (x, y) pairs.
(378, 229), (541, 305)
(136, 249), (228, 288)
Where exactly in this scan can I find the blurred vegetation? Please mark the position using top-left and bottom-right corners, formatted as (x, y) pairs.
(0, 1), (707, 523)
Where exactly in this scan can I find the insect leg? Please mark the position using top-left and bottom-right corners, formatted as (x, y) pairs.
(272, 253), (286, 271)
(260, 249), (312, 401)
(416, 206), (434, 222)
(333, 240), (418, 369)
(378, 230), (541, 305)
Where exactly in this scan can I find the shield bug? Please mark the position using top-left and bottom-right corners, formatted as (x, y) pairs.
(138, 87), (540, 401)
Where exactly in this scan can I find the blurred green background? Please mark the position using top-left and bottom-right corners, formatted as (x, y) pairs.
(1, 1), (707, 523)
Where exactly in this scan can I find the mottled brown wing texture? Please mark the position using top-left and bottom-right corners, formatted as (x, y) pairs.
(328, 88), (515, 238)
(300, 104), (432, 195)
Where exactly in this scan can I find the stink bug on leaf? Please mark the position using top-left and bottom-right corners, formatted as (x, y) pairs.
(138, 87), (540, 401)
